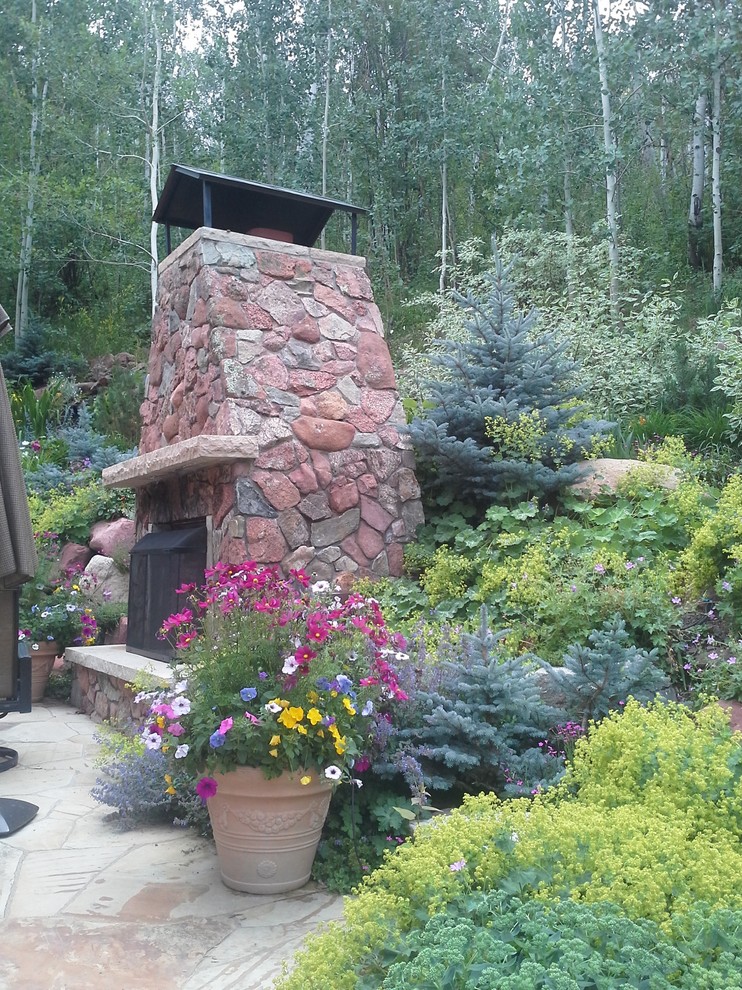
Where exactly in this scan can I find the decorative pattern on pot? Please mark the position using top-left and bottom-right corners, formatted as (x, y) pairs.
(207, 766), (333, 894)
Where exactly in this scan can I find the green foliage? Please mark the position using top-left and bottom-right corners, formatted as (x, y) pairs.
(396, 608), (563, 796)
(537, 616), (668, 728)
(678, 474), (742, 594)
(275, 700), (742, 990)
(27, 478), (134, 544)
(9, 376), (77, 439)
(0, 321), (87, 387)
(91, 365), (145, 448)
(407, 247), (612, 513)
(357, 892), (742, 990)
(312, 780), (415, 892)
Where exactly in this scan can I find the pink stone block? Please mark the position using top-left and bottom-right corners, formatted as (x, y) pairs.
(345, 408), (377, 433)
(244, 303), (274, 330)
(356, 522), (385, 559)
(357, 332), (396, 389)
(162, 413), (180, 442)
(339, 534), (370, 568)
(288, 461), (319, 494)
(252, 354), (290, 389)
(309, 450), (333, 488)
(245, 517), (289, 563)
(256, 441), (300, 471)
(361, 389), (397, 424)
(252, 468), (301, 509)
(291, 316), (321, 344)
(314, 391), (349, 421)
(90, 518), (137, 558)
(256, 251), (297, 279)
(336, 267), (374, 300)
(288, 370), (337, 395)
(292, 416), (356, 452)
(387, 542), (405, 576)
(357, 473), (378, 496)
(329, 478), (359, 513)
(360, 495), (394, 533)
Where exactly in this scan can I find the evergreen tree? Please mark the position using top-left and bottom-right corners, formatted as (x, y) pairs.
(407, 246), (612, 513)
(537, 615), (669, 730)
(397, 608), (564, 797)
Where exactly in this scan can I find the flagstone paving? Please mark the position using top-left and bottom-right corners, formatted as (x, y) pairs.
(0, 701), (344, 990)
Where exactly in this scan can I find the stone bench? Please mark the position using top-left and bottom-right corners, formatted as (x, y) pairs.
(65, 645), (172, 726)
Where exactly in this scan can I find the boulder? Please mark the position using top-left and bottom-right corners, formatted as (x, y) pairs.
(89, 518), (137, 559)
(82, 554), (130, 605)
(570, 458), (682, 498)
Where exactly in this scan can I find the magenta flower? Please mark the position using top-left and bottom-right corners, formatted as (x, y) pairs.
(449, 859), (466, 872)
(219, 717), (234, 734)
(195, 777), (218, 802)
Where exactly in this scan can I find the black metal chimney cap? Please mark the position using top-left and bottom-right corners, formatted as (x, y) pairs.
(153, 164), (367, 251)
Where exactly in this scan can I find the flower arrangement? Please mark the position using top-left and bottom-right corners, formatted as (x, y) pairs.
(18, 544), (98, 652)
(139, 561), (409, 800)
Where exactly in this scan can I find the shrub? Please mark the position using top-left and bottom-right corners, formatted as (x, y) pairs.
(274, 700), (742, 990)
(28, 477), (133, 544)
(406, 246), (612, 514)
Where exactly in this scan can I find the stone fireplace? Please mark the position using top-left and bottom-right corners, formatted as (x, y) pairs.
(102, 172), (423, 613)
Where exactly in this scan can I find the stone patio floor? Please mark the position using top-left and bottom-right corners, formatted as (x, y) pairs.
(0, 700), (344, 990)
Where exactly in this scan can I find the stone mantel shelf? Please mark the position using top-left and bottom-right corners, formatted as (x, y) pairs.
(101, 435), (258, 489)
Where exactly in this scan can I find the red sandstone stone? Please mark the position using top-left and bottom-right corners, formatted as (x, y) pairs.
(189, 325), (208, 349)
(288, 370), (337, 395)
(190, 297), (208, 326)
(207, 296), (250, 329)
(361, 389), (397, 424)
(195, 394), (210, 430)
(360, 495), (394, 533)
(162, 413), (180, 442)
(220, 535), (249, 564)
(263, 329), (291, 352)
(256, 251), (297, 279)
(289, 461), (319, 494)
(309, 449), (333, 488)
(300, 397), (318, 416)
(244, 303), (274, 330)
(245, 518), (289, 563)
(314, 282), (360, 323)
(256, 441), (300, 471)
(321, 360), (356, 378)
(171, 381), (185, 409)
(386, 543), (405, 576)
(291, 316), (321, 344)
(252, 468), (301, 509)
(344, 408), (377, 433)
(357, 473), (378, 496)
(357, 332), (396, 389)
(212, 485), (236, 527)
(333, 342), (357, 361)
(312, 262), (337, 288)
(336, 266), (374, 300)
(58, 542), (93, 576)
(356, 522), (385, 559)
(339, 534), (370, 568)
(314, 391), (349, 421)
(378, 425), (402, 447)
(329, 478), (359, 513)
(292, 416), (356, 452)
(252, 355), (290, 390)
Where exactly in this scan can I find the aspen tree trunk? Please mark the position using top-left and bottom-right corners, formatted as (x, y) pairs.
(688, 91), (707, 270)
(592, 0), (620, 316)
(15, 0), (47, 342)
(149, 19), (162, 316)
(439, 67), (448, 294)
(711, 29), (723, 298)
(320, 0), (332, 250)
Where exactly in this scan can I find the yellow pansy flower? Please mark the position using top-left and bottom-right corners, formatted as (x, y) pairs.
(300, 775), (312, 786)
(269, 748), (279, 758)
(269, 734), (281, 747)
(307, 690), (320, 704)
(342, 698), (356, 715)
(306, 708), (323, 725)
(278, 706), (305, 729)
(296, 724), (308, 735)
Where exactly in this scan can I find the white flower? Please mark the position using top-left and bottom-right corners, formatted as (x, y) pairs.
(66, 604), (77, 612)
(266, 701), (282, 714)
(311, 580), (331, 594)
(170, 696), (191, 716)
(353, 779), (363, 788)
(361, 700), (374, 717)
(174, 744), (189, 759)
(282, 655), (299, 675)
(143, 732), (163, 750)
(324, 765), (342, 780)
(174, 679), (189, 694)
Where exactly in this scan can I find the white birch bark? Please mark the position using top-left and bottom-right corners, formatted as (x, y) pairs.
(688, 91), (707, 269)
(711, 26), (723, 297)
(320, 0), (332, 250)
(440, 67), (448, 294)
(15, 0), (47, 342)
(149, 18), (162, 316)
(592, 0), (620, 315)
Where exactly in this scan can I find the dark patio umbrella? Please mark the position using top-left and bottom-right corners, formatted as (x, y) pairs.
(0, 303), (39, 834)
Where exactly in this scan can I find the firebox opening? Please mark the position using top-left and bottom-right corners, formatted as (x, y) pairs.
(126, 521), (207, 662)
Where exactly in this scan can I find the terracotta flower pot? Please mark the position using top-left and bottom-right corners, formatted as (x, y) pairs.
(207, 766), (333, 894)
(30, 641), (60, 703)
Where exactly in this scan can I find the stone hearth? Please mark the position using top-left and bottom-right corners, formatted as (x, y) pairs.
(103, 227), (423, 582)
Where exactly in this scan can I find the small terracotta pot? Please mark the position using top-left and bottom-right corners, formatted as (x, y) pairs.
(207, 766), (333, 894)
(30, 642), (60, 703)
